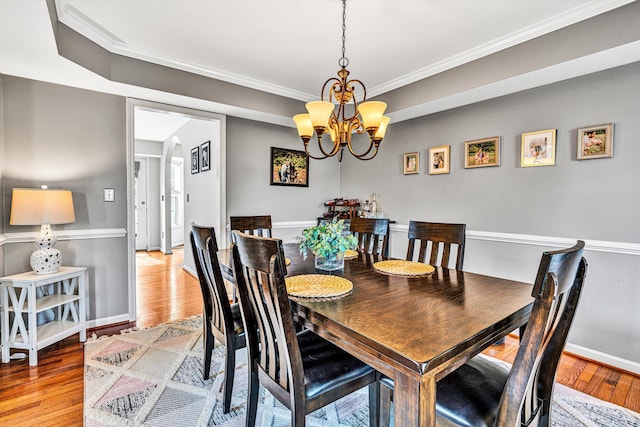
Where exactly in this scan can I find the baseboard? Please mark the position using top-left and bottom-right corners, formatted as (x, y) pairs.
(87, 314), (131, 330)
(183, 265), (197, 278)
(564, 343), (640, 376)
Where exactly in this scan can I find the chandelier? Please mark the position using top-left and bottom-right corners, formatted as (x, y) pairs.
(293, 0), (389, 161)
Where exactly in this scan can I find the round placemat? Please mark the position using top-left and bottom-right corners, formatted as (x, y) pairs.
(373, 260), (435, 276)
(343, 249), (359, 260)
(285, 274), (353, 299)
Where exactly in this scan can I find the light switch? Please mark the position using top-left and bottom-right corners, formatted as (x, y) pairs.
(104, 188), (115, 202)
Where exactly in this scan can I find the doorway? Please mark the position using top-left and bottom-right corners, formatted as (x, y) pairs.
(127, 99), (227, 322)
(134, 157), (149, 251)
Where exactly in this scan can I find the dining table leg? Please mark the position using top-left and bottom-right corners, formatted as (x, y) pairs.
(393, 371), (437, 427)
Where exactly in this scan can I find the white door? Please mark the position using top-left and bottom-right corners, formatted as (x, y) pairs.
(135, 157), (149, 250)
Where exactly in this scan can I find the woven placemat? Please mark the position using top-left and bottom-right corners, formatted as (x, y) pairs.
(373, 260), (435, 276)
(344, 249), (359, 260)
(285, 274), (353, 299)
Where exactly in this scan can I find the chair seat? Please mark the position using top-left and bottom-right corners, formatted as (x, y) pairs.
(380, 356), (509, 427)
(297, 329), (376, 400)
(435, 356), (509, 427)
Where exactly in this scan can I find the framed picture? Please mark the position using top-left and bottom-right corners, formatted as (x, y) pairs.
(521, 129), (556, 167)
(577, 123), (613, 160)
(464, 136), (500, 168)
(428, 145), (450, 175)
(270, 147), (309, 187)
(403, 152), (419, 174)
(190, 146), (199, 174)
(200, 140), (211, 171)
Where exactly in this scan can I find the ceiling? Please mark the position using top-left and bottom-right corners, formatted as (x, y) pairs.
(0, 0), (638, 140)
(54, 0), (633, 100)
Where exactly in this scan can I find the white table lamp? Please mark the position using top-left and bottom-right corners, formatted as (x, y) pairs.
(9, 187), (76, 274)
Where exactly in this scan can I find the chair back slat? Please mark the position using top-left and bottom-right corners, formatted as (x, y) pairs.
(190, 225), (231, 336)
(231, 231), (303, 397)
(406, 221), (466, 270)
(496, 241), (587, 427)
(349, 217), (390, 256)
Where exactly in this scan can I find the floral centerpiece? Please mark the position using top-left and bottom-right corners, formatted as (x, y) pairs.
(297, 219), (357, 271)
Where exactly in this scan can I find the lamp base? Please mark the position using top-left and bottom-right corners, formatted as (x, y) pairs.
(30, 248), (63, 274)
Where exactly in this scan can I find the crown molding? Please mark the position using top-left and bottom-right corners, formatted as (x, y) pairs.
(55, 0), (634, 103)
(54, 0), (315, 102)
(368, 0), (638, 98)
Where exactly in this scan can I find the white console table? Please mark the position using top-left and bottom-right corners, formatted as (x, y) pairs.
(0, 266), (87, 366)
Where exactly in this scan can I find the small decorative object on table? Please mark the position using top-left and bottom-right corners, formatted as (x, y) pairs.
(297, 219), (357, 272)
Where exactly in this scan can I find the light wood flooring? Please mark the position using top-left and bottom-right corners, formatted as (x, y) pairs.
(0, 249), (637, 426)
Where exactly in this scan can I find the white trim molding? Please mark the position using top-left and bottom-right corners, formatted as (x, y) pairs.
(565, 343), (640, 376)
(389, 224), (640, 256)
(86, 314), (131, 330)
(2, 228), (127, 245)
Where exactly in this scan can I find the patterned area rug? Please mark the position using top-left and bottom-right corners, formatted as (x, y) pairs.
(84, 316), (640, 426)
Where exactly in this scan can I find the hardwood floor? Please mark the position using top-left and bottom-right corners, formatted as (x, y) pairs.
(0, 249), (637, 425)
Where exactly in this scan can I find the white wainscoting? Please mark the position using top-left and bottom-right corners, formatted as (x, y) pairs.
(3, 224), (636, 374)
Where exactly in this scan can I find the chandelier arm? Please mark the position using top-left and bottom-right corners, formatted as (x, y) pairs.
(346, 138), (375, 159)
(305, 132), (341, 159)
(304, 143), (334, 160)
(321, 77), (343, 101)
(347, 138), (381, 160)
(345, 78), (367, 102)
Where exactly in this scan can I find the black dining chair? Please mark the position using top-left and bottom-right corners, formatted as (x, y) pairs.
(190, 224), (246, 414)
(380, 240), (587, 427)
(349, 217), (390, 256)
(229, 215), (272, 241)
(228, 215), (273, 301)
(406, 220), (466, 270)
(231, 230), (380, 427)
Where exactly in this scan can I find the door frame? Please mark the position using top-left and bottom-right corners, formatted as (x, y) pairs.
(126, 98), (227, 322)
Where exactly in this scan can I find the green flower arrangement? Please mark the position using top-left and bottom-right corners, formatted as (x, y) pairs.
(297, 219), (357, 260)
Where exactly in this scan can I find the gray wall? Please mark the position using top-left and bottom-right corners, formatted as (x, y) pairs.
(1, 64), (637, 371)
(1, 75), (129, 321)
(226, 116), (340, 224)
(341, 62), (640, 367)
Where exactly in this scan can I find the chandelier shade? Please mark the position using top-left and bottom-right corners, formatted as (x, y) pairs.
(293, 0), (390, 161)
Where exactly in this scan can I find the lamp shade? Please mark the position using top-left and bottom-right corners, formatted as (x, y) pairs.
(374, 116), (391, 140)
(357, 101), (387, 130)
(10, 188), (76, 226)
(306, 101), (334, 129)
(293, 114), (314, 138)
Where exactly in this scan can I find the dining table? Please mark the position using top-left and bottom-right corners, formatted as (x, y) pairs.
(218, 243), (534, 427)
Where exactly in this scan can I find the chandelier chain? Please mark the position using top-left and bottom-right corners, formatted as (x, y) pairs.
(339, 0), (348, 68)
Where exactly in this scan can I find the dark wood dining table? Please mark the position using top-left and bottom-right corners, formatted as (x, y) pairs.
(218, 243), (534, 427)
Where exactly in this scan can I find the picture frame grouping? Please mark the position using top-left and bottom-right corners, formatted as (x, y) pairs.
(191, 141), (212, 174)
(402, 123), (613, 175)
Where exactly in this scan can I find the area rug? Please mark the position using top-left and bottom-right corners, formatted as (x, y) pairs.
(84, 316), (640, 426)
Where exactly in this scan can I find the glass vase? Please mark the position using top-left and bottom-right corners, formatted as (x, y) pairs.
(314, 251), (345, 272)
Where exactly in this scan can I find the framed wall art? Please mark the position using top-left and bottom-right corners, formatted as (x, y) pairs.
(403, 152), (419, 175)
(200, 140), (211, 171)
(464, 136), (500, 168)
(428, 145), (450, 175)
(521, 129), (556, 167)
(270, 147), (309, 187)
(577, 123), (613, 160)
(190, 146), (199, 174)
